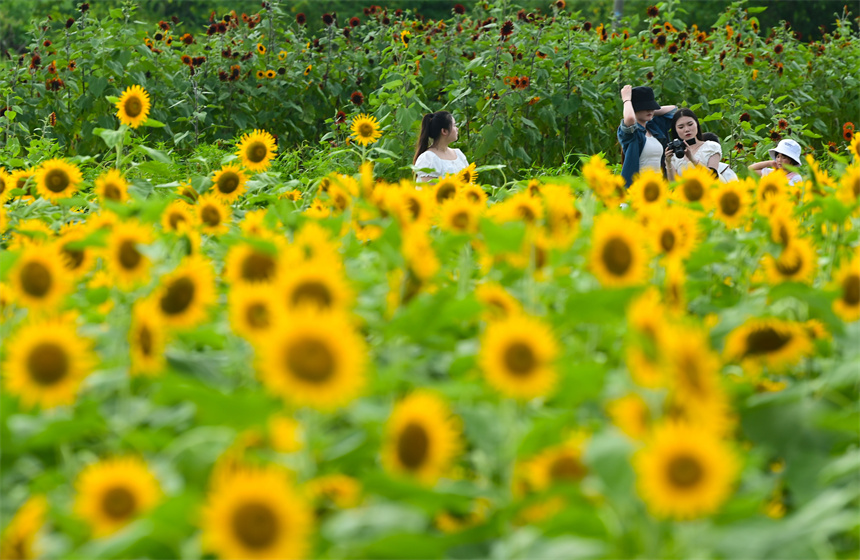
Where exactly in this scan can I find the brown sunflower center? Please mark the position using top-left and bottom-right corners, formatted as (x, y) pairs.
(762, 184), (778, 199)
(843, 274), (860, 306)
(667, 454), (704, 488)
(62, 245), (86, 270)
(245, 302), (270, 329)
(517, 204), (537, 222)
(451, 211), (470, 231)
(775, 253), (803, 276)
(852, 177), (860, 198)
(358, 123), (374, 138)
(285, 337), (335, 383)
(102, 486), (137, 520)
(159, 277), (195, 316)
(45, 169), (71, 193)
(138, 324), (153, 356)
(232, 501), (278, 549)
(406, 198), (422, 219)
(124, 97), (143, 118)
(246, 142), (269, 163)
(720, 191), (740, 216)
(290, 280), (333, 308)
(118, 240), (142, 270)
(241, 252), (276, 282)
(168, 211), (188, 230)
(643, 182), (660, 202)
(103, 183), (122, 201)
(397, 422), (429, 470)
(201, 205), (222, 227)
(683, 179), (704, 202)
(678, 353), (704, 395)
(436, 183), (456, 203)
(660, 230), (676, 253)
(217, 172), (240, 194)
(503, 341), (537, 376)
(602, 237), (632, 276)
(466, 190), (481, 203)
(550, 455), (586, 481)
(744, 327), (791, 356)
(20, 261), (52, 297)
(27, 342), (69, 385)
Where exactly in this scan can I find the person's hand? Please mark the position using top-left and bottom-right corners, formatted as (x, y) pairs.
(664, 145), (674, 159)
(620, 84), (632, 102)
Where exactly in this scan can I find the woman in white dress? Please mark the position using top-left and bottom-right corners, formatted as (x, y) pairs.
(413, 111), (469, 183)
(664, 108), (737, 183)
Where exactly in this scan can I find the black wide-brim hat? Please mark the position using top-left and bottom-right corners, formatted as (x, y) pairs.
(631, 86), (661, 112)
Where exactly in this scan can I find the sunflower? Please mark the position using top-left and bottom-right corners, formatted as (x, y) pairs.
(673, 166), (715, 207)
(34, 158), (83, 201)
(401, 228), (440, 281)
(224, 240), (284, 286)
(457, 162), (479, 185)
(75, 456), (161, 537)
(837, 165), (860, 208)
(201, 465), (312, 560)
(350, 113), (382, 146)
(3, 316), (95, 409)
(161, 199), (195, 232)
(197, 192), (232, 234)
(756, 171), (789, 211)
(7, 168), (34, 198)
(390, 187), (434, 228)
(175, 181), (199, 202)
(608, 394), (651, 440)
(115, 85), (151, 128)
(635, 421), (737, 519)
(832, 254), (860, 321)
(268, 415), (304, 453)
(723, 318), (812, 374)
(129, 301), (167, 377)
(589, 213), (649, 287)
(767, 202), (798, 246)
(382, 392), (461, 484)
(712, 180), (750, 228)
(8, 243), (71, 310)
(292, 221), (342, 266)
(440, 197), (482, 234)
(94, 168), (129, 203)
(629, 169), (668, 211)
(256, 42), (266, 55)
(475, 282), (521, 320)
(849, 134), (860, 161)
(278, 260), (353, 312)
(479, 313), (558, 399)
(211, 164), (249, 203)
(229, 285), (281, 341)
(496, 191), (545, 225)
(255, 307), (366, 410)
(648, 207), (697, 261)
(763, 237), (816, 285)
(152, 255), (216, 329)
(526, 435), (589, 491)
(305, 474), (362, 509)
(582, 155), (625, 205)
(433, 174), (463, 204)
(8, 218), (53, 251)
(462, 183), (488, 206)
(0, 495), (48, 560)
(105, 220), (153, 288)
(663, 326), (722, 404)
(58, 223), (96, 278)
(236, 129), (278, 172)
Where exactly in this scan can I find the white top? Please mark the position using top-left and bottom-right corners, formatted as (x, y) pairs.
(414, 149), (469, 180)
(762, 167), (803, 186)
(670, 140), (737, 183)
(639, 136), (663, 173)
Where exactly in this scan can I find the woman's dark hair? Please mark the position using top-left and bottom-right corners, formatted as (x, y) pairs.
(701, 132), (720, 143)
(413, 111), (453, 164)
(671, 108), (704, 141)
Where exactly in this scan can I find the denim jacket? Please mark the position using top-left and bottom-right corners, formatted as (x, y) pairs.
(617, 110), (676, 187)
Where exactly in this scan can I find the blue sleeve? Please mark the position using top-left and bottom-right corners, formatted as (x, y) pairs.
(653, 110), (676, 136)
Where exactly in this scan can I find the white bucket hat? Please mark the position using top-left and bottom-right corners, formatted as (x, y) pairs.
(769, 139), (802, 166)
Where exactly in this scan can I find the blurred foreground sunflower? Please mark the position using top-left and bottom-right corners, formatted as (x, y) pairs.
(34, 158), (82, 201)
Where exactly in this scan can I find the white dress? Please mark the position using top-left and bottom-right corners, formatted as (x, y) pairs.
(670, 140), (737, 183)
(762, 167), (803, 186)
(639, 136), (663, 173)
(414, 149), (469, 180)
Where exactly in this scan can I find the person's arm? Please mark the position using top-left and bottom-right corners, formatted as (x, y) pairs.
(706, 153), (720, 172)
(748, 160), (774, 176)
(620, 84), (635, 127)
(655, 105), (676, 116)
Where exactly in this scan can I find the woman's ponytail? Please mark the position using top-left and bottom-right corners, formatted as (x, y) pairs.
(413, 111), (453, 164)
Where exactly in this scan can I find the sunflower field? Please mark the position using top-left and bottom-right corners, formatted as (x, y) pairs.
(2, 2), (860, 560)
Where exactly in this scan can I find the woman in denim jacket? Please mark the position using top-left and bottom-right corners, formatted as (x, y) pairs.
(617, 85), (676, 187)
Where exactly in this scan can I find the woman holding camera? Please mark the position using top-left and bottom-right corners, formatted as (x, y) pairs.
(665, 108), (737, 183)
(617, 85), (677, 187)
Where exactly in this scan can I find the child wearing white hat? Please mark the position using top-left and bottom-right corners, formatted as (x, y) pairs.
(748, 138), (803, 186)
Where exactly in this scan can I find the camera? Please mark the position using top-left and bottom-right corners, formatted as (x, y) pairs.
(668, 138), (687, 159)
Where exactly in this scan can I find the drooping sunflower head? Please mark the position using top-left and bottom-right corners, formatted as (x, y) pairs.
(94, 168), (129, 204)
(401, 227), (441, 281)
(211, 164), (248, 202)
(8, 243), (71, 310)
(75, 456), (161, 537)
(723, 317), (813, 374)
(58, 223), (95, 278)
(255, 307), (366, 410)
(634, 421), (738, 519)
(608, 393), (651, 440)
(201, 465), (312, 560)
(629, 169), (668, 210)
(457, 162), (479, 185)
(236, 129), (277, 172)
(382, 392), (461, 484)
(34, 158), (83, 201)
(663, 325), (721, 403)
(479, 313), (559, 399)
(713, 180), (750, 228)
(3, 316), (95, 409)
(153, 255), (217, 330)
(589, 213), (649, 288)
(673, 166), (715, 206)
(581, 154), (625, 204)
(196, 192), (232, 234)
(350, 113), (383, 146)
(115, 84), (152, 128)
